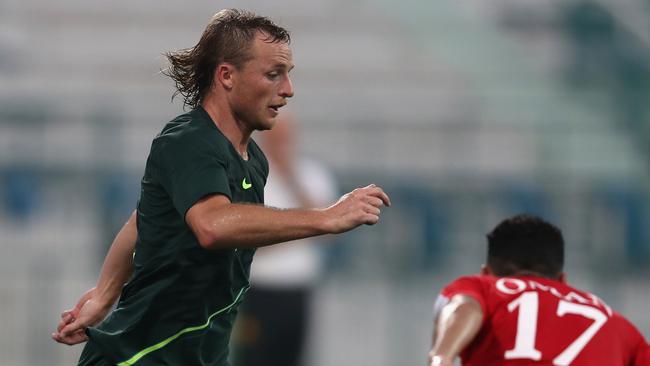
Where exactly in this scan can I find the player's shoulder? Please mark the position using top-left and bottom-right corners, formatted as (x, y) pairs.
(435, 275), (493, 320)
(153, 108), (228, 156)
(604, 310), (649, 361)
(158, 108), (217, 141)
(608, 309), (646, 337)
(445, 274), (495, 287)
(441, 274), (493, 297)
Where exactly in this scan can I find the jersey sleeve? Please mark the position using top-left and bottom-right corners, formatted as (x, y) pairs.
(156, 135), (231, 217)
(439, 275), (489, 324)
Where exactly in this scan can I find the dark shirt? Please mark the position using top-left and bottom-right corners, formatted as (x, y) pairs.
(82, 106), (268, 366)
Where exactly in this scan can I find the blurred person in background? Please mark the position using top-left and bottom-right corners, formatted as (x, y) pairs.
(428, 214), (649, 366)
(51, 9), (390, 366)
(233, 112), (338, 366)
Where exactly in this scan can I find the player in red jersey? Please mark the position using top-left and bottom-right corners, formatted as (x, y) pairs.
(428, 214), (649, 366)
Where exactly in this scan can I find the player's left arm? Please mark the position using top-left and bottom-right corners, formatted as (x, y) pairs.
(428, 294), (483, 366)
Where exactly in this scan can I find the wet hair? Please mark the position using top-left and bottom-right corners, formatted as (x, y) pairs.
(487, 214), (564, 279)
(162, 9), (291, 109)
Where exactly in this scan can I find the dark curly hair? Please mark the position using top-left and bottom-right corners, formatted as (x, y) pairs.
(162, 9), (291, 109)
(487, 214), (565, 279)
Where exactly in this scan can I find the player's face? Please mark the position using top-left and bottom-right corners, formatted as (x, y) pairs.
(230, 32), (294, 131)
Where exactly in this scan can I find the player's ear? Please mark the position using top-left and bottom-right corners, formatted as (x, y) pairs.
(558, 272), (567, 283)
(480, 265), (492, 276)
(215, 63), (235, 90)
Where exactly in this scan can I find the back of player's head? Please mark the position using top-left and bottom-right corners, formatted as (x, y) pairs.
(163, 9), (291, 109)
(486, 214), (564, 279)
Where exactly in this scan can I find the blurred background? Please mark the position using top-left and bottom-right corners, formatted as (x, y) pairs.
(1, 0), (649, 365)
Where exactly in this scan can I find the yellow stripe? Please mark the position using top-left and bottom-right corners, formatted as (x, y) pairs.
(116, 287), (248, 366)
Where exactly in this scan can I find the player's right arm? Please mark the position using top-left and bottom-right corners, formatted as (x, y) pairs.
(52, 210), (137, 345)
(185, 184), (390, 250)
(428, 294), (483, 366)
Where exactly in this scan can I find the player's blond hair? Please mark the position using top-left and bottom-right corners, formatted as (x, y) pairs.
(163, 9), (290, 109)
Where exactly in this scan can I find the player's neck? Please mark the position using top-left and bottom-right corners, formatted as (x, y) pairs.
(201, 98), (251, 160)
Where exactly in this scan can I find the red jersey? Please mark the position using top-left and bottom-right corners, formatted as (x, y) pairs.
(436, 275), (649, 366)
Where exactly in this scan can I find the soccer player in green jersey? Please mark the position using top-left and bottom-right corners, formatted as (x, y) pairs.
(52, 9), (390, 366)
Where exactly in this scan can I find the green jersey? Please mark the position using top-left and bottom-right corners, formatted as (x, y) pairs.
(79, 106), (268, 366)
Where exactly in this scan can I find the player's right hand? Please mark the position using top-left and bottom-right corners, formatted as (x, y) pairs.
(52, 287), (111, 345)
(323, 184), (391, 234)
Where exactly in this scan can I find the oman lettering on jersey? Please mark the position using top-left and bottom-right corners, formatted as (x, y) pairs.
(434, 275), (649, 366)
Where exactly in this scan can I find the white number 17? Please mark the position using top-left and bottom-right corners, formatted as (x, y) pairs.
(505, 291), (608, 366)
